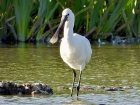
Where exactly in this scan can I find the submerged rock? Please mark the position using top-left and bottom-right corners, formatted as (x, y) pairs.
(106, 87), (120, 91)
(68, 86), (94, 92)
(123, 86), (133, 89)
(66, 85), (133, 92)
(105, 86), (132, 91)
(57, 86), (67, 91)
(31, 83), (53, 95)
(68, 86), (94, 91)
(80, 86), (94, 91)
(0, 81), (53, 95)
(96, 86), (106, 91)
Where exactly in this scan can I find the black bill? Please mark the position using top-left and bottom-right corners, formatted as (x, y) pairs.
(50, 15), (67, 44)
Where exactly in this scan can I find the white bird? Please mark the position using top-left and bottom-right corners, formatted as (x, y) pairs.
(50, 8), (92, 96)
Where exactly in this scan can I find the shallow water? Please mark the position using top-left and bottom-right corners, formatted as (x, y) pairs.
(0, 43), (140, 105)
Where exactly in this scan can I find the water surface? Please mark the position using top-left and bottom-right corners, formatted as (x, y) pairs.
(0, 43), (140, 105)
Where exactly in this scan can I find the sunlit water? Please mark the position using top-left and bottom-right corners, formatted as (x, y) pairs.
(0, 43), (140, 105)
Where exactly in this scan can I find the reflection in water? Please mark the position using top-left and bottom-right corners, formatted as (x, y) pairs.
(0, 43), (140, 104)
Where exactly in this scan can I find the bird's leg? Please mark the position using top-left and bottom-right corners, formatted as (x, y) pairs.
(77, 70), (82, 96)
(70, 69), (76, 96)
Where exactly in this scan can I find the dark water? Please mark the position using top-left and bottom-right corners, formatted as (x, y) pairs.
(0, 43), (140, 105)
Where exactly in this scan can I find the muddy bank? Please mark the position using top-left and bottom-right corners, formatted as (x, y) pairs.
(0, 81), (53, 95)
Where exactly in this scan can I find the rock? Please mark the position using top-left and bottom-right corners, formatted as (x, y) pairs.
(69, 86), (76, 90)
(123, 86), (133, 89)
(106, 87), (118, 91)
(67, 85), (134, 92)
(31, 83), (53, 95)
(0, 81), (53, 95)
(80, 86), (94, 91)
(96, 86), (105, 91)
(57, 86), (66, 91)
(69, 86), (94, 91)
(126, 37), (134, 43)
(106, 86), (126, 91)
(98, 38), (105, 45)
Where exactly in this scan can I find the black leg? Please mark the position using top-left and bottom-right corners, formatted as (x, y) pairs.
(77, 70), (82, 96)
(70, 69), (76, 96)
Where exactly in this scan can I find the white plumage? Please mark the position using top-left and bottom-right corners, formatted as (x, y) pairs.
(50, 8), (92, 96)
(60, 33), (92, 71)
(60, 8), (92, 71)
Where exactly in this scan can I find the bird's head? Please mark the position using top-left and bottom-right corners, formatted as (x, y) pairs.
(50, 8), (74, 44)
(61, 8), (74, 22)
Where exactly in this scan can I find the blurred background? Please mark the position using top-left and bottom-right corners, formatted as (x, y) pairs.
(0, 0), (140, 43)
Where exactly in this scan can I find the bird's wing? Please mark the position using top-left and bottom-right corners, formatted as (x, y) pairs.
(73, 33), (92, 63)
(85, 37), (92, 63)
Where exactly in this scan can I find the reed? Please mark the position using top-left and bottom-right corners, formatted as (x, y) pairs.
(13, 0), (33, 41)
(0, 0), (14, 40)
(0, 0), (140, 42)
(36, 0), (58, 41)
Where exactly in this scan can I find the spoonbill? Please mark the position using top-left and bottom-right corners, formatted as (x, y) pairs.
(50, 8), (92, 96)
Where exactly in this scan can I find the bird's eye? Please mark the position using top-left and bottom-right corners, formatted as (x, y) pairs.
(67, 13), (69, 16)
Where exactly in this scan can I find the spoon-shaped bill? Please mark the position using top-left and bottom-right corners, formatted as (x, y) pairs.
(50, 16), (67, 44)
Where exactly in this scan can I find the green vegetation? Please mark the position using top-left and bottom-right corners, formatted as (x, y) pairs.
(0, 0), (140, 43)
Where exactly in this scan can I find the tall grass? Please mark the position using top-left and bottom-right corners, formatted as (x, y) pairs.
(26, 0), (58, 42)
(13, 0), (33, 41)
(0, 0), (14, 41)
(0, 0), (140, 42)
(36, 0), (58, 41)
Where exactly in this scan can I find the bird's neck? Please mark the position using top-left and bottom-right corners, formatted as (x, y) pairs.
(64, 21), (74, 39)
